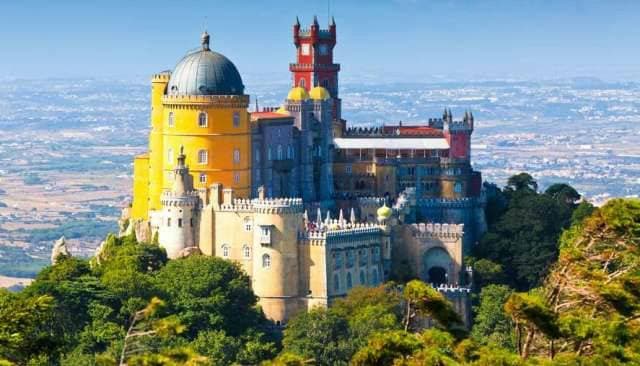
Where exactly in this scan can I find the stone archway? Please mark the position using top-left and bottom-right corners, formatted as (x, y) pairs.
(422, 247), (453, 285)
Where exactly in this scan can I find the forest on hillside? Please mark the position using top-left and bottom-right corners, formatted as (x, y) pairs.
(0, 173), (638, 365)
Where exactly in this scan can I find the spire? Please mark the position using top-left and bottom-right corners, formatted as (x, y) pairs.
(316, 207), (322, 225)
(303, 209), (309, 223)
(201, 31), (210, 51)
(325, 209), (331, 224)
(448, 108), (453, 122)
(350, 207), (356, 224)
(338, 209), (344, 224)
(313, 15), (319, 26)
(296, 16), (301, 27)
(255, 97), (259, 112)
(443, 108), (448, 120)
(331, 16), (336, 27)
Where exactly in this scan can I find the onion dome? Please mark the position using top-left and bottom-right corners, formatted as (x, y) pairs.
(167, 32), (245, 96)
(275, 105), (289, 115)
(309, 86), (331, 101)
(287, 86), (310, 101)
(377, 203), (392, 221)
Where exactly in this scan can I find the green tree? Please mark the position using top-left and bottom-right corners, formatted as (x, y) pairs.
(402, 280), (463, 334)
(471, 285), (515, 350)
(282, 307), (351, 366)
(350, 330), (422, 366)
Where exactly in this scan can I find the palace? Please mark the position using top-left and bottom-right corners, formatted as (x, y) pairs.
(126, 17), (486, 325)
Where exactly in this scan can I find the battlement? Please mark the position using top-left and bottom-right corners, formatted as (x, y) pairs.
(161, 190), (199, 207)
(417, 197), (476, 209)
(445, 120), (473, 132)
(358, 197), (385, 207)
(433, 283), (472, 295)
(304, 221), (382, 241)
(289, 63), (340, 72)
(152, 72), (171, 82)
(162, 94), (249, 108)
(411, 223), (464, 239)
(253, 197), (304, 213)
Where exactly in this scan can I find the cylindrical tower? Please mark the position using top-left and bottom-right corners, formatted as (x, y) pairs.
(251, 197), (304, 323)
(154, 32), (251, 206)
(148, 72), (170, 211)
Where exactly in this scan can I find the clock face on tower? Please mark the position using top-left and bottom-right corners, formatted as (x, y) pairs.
(319, 44), (329, 56)
(301, 44), (310, 56)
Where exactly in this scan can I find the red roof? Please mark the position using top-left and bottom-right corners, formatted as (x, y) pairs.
(382, 125), (443, 137)
(250, 112), (291, 121)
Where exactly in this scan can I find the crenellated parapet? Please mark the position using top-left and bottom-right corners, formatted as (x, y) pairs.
(417, 197), (477, 209)
(152, 72), (171, 82)
(161, 190), (200, 207)
(253, 197), (304, 214)
(162, 94), (250, 108)
(302, 221), (382, 243)
(411, 223), (464, 239)
(434, 284), (472, 297)
(358, 196), (385, 207)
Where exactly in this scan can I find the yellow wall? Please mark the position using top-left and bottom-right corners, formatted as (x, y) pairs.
(161, 96), (251, 199)
(131, 154), (150, 220)
(148, 73), (169, 211)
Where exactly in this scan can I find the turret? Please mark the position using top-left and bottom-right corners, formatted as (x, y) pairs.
(293, 17), (301, 46)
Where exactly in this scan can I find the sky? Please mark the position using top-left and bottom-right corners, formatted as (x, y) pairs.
(1, 0), (639, 82)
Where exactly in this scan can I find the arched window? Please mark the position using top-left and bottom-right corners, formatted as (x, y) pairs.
(222, 245), (229, 258)
(244, 217), (252, 232)
(199, 173), (207, 184)
(298, 78), (306, 88)
(360, 270), (366, 285)
(267, 147), (272, 161)
(322, 79), (329, 88)
(233, 149), (241, 163)
(243, 245), (251, 258)
(198, 150), (208, 164)
(198, 112), (207, 127)
(255, 148), (261, 163)
(287, 145), (294, 159)
(454, 182), (463, 193)
(277, 145), (283, 160)
(168, 112), (175, 127)
(333, 274), (340, 292)
(346, 272), (353, 289)
(167, 148), (173, 163)
(234, 172), (240, 183)
(262, 254), (271, 268)
(372, 269), (379, 285)
(346, 251), (355, 268)
(233, 111), (240, 128)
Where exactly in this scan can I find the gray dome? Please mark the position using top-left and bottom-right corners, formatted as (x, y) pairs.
(167, 46), (244, 96)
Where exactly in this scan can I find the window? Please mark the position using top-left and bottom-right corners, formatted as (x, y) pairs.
(372, 247), (380, 263)
(222, 245), (229, 258)
(360, 270), (366, 285)
(167, 218), (171, 227)
(372, 269), (379, 285)
(255, 148), (260, 163)
(347, 272), (353, 289)
(346, 165), (352, 174)
(454, 182), (463, 193)
(301, 44), (310, 56)
(198, 150), (208, 164)
(190, 218), (193, 227)
(243, 245), (251, 258)
(234, 172), (240, 184)
(167, 148), (173, 164)
(198, 112), (207, 127)
(287, 145), (294, 159)
(267, 148), (272, 161)
(262, 254), (271, 268)
(346, 251), (355, 268)
(359, 249), (368, 266)
(199, 173), (207, 184)
(168, 112), (175, 127)
(178, 218), (183, 228)
(233, 111), (240, 128)
(319, 44), (329, 56)
(333, 274), (340, 292)
(322, 79), (329, 88)
(277, 145), (283, 160)
(261, 226), (270, 237)
(333, 252), (343, 270)
(298, 78), (306, 88)
(244, 217), (252, 232)
(233, 149), (241, 163)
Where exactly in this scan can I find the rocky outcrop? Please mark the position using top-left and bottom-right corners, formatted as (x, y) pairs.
(51, 236), (70, 265)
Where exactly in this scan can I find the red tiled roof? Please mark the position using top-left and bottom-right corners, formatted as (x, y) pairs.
(382, 125), (443, 137)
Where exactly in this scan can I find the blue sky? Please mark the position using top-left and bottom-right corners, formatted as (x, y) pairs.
(1, 0), (639, 81)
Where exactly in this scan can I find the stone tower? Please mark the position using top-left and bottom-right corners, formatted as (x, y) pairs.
(158, 148), (200, 259)
(251, 195), (304, 324)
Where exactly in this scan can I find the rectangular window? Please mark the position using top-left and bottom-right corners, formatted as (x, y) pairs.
(234, 172), (240, 183)
(346, 165), (352, 174)
(167, 148), (173, 164)
(178, 218), (183, 228)
(233, 111), (241, 128)
(167, 218), (171, 227)
(233, 149), (241, 163)
(198, 150), (208, 164)
(199, 173), (207, 184)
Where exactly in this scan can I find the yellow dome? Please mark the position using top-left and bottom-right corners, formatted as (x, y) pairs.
(287, 86), (310, 101)
(275, 105), (289, 115)
(309, 86), (331, 101)
(377, 203), (392, 220)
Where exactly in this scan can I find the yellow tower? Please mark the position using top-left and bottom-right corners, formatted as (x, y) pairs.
(132, 31), (252, 220)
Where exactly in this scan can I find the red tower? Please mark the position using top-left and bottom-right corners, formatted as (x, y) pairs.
(291, 16), (341, 120)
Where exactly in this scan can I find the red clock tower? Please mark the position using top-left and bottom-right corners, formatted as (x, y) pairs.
(291, 16), (342, 121)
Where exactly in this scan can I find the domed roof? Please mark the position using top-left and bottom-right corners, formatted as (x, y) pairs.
(287, 86), (310, 101)
(275, 105), (289, 115)
(167, 32), (244, 96)
(309, 86), (331, 101)
(377, 203), (392, 220)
